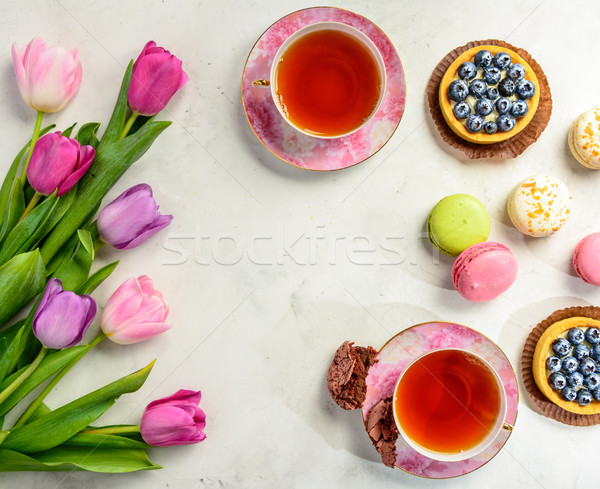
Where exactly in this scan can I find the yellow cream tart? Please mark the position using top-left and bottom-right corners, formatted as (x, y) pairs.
(439, 45), (540, 144)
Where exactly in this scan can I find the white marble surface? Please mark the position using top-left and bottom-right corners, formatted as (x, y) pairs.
(2, 0), (600, 487)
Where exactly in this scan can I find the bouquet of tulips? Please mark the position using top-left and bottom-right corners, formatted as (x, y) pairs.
(0, 38), (205, 472)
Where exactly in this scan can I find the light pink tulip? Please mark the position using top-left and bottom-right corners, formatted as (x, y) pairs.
(27, 131), (95, 196)
(12, 37), (82, 113)
(128, 41), (188, 116)
(100, 275), (171, 344)
(140, 390), (206, 447)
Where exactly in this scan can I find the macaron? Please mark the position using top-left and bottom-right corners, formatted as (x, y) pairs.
(568, 106), (600, 169)
(452, 242), (518, 302)
(427, 194), (490, 256)
(507, 175), (572, 237)
(573, 233), (600, 286)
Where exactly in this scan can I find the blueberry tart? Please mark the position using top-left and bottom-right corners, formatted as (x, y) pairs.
(439, 45), (540, 144)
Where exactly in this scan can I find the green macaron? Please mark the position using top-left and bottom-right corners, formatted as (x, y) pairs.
(427, 194), (491, 256)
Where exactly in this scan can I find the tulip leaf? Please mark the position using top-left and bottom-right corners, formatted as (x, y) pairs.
(99, 60), (133, 147)
(76, 260), (119, 295)
(0, 178), (25, 247)
(61, 123), (77, 139)
(77, 229), (95, 261)
(0, 193), (58, 267)
(1, 361), (154, 453)
(0, 250), (46, 329)
(52, 230), (94, 292)
(0, 326), (24, 383)
(76, 122), (101, 149)
(0, 446), (161, 472)
(63, 433), (148, 449)
(0, 346), (89, 416)
(28, 402), (52, 422)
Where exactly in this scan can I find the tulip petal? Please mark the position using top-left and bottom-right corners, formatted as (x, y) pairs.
(145, 389), (201, 410)
(107, 321), (172, 345)
(56, 144), (95, 196)
(121, 213), (173, 250)
(100, 278), (143, 333)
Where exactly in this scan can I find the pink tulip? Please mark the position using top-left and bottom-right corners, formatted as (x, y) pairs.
(100, 275), (171, 344)
(26, 132), (95, 196)
(33, 278), (97, 349)
(140, 390), (206, 447)
(12, 37), (82, 113)
(97, 184), (173, 250)
(128, 41), (188, 116)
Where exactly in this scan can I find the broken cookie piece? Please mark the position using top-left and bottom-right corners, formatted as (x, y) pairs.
(366, 397), (398, 468)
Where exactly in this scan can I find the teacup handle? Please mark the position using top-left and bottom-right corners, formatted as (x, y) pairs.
(252, 79), (270, 87)
(502, 422), (514, 432)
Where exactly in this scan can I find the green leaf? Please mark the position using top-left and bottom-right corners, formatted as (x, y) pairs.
(0, 250), (46, 328)
(0, 346), (89, 416)
(77, 230), (95, 261)
(0, 446), (161, 472)
(1, 361), (154, 452)
(0, 178), (25, 246)
(76, 260), (119, 295)
(76, 122), (101, 149)
(52, 232), (94, 292)
(28, 402), (51, 422)
(0, 193), (58, 267)
(63, 433), (148, 449)
(99, 60), (133, 148)
(61, 123), (77, 138)
(0, 326), (24, 382)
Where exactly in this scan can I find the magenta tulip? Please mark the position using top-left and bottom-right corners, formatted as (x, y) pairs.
(140, 390), (206, 447)
(128, 41), (188, 116)
(33, 278), (97, 349)
(100, 275), (171, 344)
(12, 37), (82, 113)
(97, 184), (173, 250)
(26, 132), (94, 196)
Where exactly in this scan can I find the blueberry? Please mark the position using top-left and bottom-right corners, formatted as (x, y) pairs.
(496, 97), (512, 115)
(591, 344), (600, 361)
(487, 86), (500, 100)
(552, 338), (572, 357)
(577, 389), (593, 406)
(549, 372), (567, 391)
(579, 357), (597, 376)
(497, 114), (516, 132)
(516, 79), (536, 100)
(484, 121), (498, 135)
(453, 101), (471, 119)
(511, 100), (529, 118)
(474, 49), (493, 68)
(458, 61), (477, 80)
(483, 66), (502, 85)
(562, 386), (577, 402)
(567, 371), (584, 387)
(562, 356), (579, 374)
(567, 327), (586, 345)
(507, 63), (526, 81)
(493, 52), (512, 70)
(546, 356), (562, 373)
(448, 80), (469, 102)
(573, 343), (591, 360)
(586, 327), (600, 344)
(593, 387), (600, 401)
(498, 77), (516, 97)
(469, 79), (488, 99)
(465, 114), (485, 133)
(585, 373), (600, 390)
(475, 98), (494, 116)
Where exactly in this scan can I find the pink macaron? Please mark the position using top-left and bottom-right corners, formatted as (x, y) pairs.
(452, 242), (518, 302)
(573, 233), (600, 286)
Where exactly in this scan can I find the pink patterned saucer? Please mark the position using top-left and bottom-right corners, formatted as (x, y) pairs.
(362, 322), (518, 479)
(241, 7), (406, 171)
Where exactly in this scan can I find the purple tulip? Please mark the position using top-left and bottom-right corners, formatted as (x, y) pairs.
(27, 131), (95, 196)
(140, 390), (206, 447)
(128, 41), (188, 116)
(32, 278), (97, 349)
(97, 184), (173, 250)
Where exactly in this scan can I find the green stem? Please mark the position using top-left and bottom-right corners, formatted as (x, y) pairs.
(0, 347), (48, 405)
(120, 111), (139, 139)
(20, 111), (44, 186)
(17, 192), (43, 223)
(13, 334), (106, 428)
(79, 425), (140, 436)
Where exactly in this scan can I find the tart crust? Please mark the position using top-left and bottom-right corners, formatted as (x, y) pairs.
(532, 316), (600, 415)
(438, 45), (540, 145)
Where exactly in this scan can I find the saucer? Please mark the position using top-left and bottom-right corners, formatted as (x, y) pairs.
(362, 322), (518, 479)
(241, 7), (406, 171)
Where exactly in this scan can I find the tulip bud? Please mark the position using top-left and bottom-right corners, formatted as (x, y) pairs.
(97, 184), (173, 250)
(27, 132), (95, 197)
(100, 275), (171, 344)
(32, 278), (97, 349)
(140, 390), (206, 447)
(128, 41), (188, 116)
(12, 37), (82, 113)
